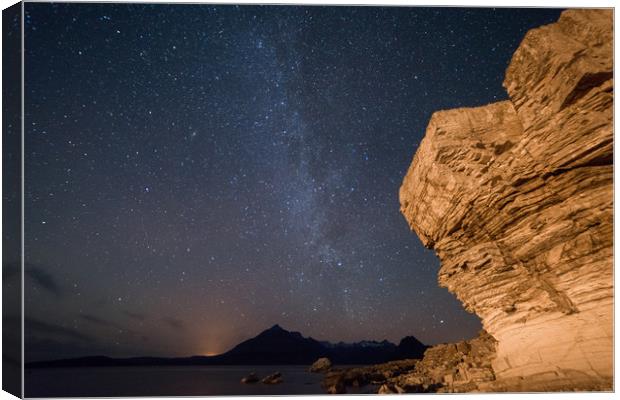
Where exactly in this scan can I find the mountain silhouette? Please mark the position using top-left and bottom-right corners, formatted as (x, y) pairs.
(26, 324), (428, 368)
(396, 336), (427, 359)
(220, 324), (328, 364)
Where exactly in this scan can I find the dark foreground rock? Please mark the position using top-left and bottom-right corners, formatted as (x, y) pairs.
(321, 332), (495, 394)
(384, 331), (496, 393)
(321, 359), (420, 394)
(322, 373), (346, 394)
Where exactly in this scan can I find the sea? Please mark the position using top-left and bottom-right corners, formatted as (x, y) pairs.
(25, 365), (378, 397)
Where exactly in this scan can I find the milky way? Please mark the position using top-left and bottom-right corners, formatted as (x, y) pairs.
(22, 3), (562, 361)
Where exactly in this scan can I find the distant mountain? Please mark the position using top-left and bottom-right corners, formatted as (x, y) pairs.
(396, 336), (427, 359)
(26, 324), (428, 368)
(219, 324), (327, 364)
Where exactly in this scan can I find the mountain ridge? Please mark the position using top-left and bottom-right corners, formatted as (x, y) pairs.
(26, 324), (427, 368)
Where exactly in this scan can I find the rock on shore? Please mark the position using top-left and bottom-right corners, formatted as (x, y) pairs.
(261, 372), (283, 384)
(321, 358), (420, 393)
(309, 357), (332, 373)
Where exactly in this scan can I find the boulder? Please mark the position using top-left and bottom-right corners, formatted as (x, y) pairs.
(325, 381), (346, 395)
(309, 357), (332, 373)
(378, 384), (395, 394)
(240, 372), (259, 384)
(322, 370), (346, 394)
(261, 372), (283, 384)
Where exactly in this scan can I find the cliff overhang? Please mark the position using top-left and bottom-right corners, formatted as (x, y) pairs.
(398, 9), (612, 392)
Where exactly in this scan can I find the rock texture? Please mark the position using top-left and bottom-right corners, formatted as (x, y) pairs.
(261, 372), (283, 384)
(310, 357), (332, 373)
(240, 372), (260, 384)
(399, 9), (612, 392)
(322, 358), (419, 394)
(385, 330), (497, 393)
(323, 331), (496, 394)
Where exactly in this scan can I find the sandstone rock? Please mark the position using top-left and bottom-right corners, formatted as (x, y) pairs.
(377, 384), (395, 394)
(378, 383), (406, 394)
(323, 372), (347, 394)
(322, 370), (346, 394)
(399, 9), (612, 392)
(321, 359), (419, 394)
(240, 372), (259, 384)
(325, 384), (345, 395)
(261, 372), (283, 384)
(385, 331), (496, 393)
(309, 357), (332, 373)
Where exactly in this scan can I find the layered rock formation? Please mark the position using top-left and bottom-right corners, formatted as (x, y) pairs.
(382, 330), (497, 393)
(399, 9), (612, 391)
(320, 331), (496, 394)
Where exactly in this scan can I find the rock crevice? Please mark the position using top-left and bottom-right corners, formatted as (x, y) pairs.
(398, 9), (612, 391)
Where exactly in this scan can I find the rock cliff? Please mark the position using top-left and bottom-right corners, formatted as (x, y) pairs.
(399, 9), (612, 391)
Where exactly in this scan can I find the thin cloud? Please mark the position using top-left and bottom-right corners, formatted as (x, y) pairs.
(79, 313), (127, 332)
(24, 317), (91, 342)
(79, 313), (110, 327)
(25, 264), (62, 297)
(123, 310), (146, 321)
(162, 317), (185, 330)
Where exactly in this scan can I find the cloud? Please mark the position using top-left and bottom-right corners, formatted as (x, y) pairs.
(25, 263), (62, 297)
(79, 313), (110, 327)
(21, 315), (148, 362)
(20, 316), (96, 363)
(123, 310), (146, 321)
(25, 336), (97, 363)
(24, 316), (91, 342)
(79, 313), (128, 332)
(4, 262), (63, 297)
(162, 317), (184, 330)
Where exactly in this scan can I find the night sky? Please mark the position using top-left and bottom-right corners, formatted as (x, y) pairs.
(22, 3), (562, 362)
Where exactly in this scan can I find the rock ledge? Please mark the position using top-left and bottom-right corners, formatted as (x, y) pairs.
(399, 9), (612, 392)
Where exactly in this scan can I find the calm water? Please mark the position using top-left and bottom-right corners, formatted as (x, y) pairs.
(25, 365), (377, 397)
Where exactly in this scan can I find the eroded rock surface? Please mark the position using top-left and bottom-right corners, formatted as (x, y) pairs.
(383, 330), (496, 393)
(399, 9), (612, 392)
(261, 372), (283, 384)
(309, 357), (332, 373)
(322, 358), (420, 394)
(322, 332), (496, 394)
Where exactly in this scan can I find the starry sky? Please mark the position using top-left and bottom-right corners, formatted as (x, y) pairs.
(21, 3), (562, 362)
